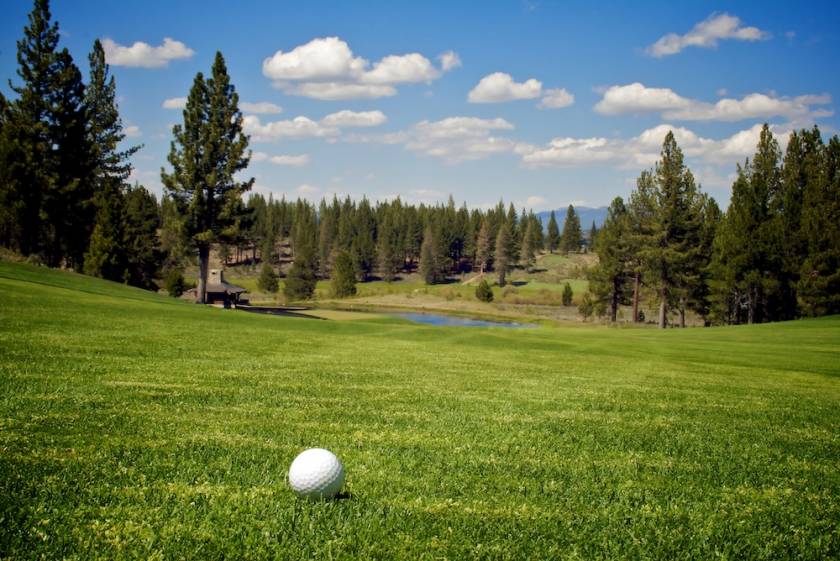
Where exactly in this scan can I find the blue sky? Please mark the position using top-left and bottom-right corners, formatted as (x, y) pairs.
(2, 1), (839, 210)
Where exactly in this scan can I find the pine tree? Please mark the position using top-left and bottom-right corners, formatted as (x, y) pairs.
(560, 205), (582, 253)
(798, 134), (840, 315)
(352, 198), (376, 280)
(520, 220), (535, 272)
(636, 131), (703, 328)
(419, 224), (439, 284)
(161, 52), (252, 303)
(589, 197), (631, 322)
(475, 279), (493, 302)
(257, 263), (279, 293)
(376, 205), (400, 281)
(122, 185), (161, 288)
(284, 245), (317, 301)
(475, 219), (492, 273)
(331, 250), (357, 297)
(547, 210), (560, 253)
(83, 38), (140, 280)
(588, 221), (598, 251)
(494, 222), (511, 287)
(562, 282), (573, 306)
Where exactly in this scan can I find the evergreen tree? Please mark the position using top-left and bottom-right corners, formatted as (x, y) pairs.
(419, 224), (439, 284)
(163, 269), (186, 297)
(376, 204), (401, 281)
(494, 222), (511, 287)
(122, 185), (161, 288)
(284, 245), (317, 301)
(520, 219), (535, 272)
(546, 210), (560, 253)
(331, 250), (357, 297)
(257, 263), (279, 293)
(562, 282), (573, 306)
(82, 39), (140, 280)
(637, 131), (703, 328)
(475, 279), (493, 302)
(589, 197), (631, 322)
(475, 219), (492, 273)
(560, 205), (582, 253)
(318, 198), (337, 277)
(588, 221), (598, 251)
(352, 198), (376, 280)
(798, 134), (840, 315)
(161, 52), (252, 303)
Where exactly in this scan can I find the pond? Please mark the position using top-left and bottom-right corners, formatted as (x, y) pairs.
(391, 312), (536, 329)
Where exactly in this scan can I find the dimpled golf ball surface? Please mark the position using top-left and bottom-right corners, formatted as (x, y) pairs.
(288, 448), (345, 499)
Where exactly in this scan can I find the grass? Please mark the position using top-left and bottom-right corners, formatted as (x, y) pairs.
(1, 260), (839, 560)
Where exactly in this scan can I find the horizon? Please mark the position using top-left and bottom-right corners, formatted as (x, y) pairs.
(2, 1), (838, 211)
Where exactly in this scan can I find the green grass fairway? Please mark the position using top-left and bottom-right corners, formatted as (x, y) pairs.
(1, 261), (839, 560)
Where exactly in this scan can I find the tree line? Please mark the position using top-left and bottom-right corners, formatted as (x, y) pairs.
(588, 126), (840, 327)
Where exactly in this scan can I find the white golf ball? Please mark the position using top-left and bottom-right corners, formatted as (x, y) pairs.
(288, 448), (345, 500)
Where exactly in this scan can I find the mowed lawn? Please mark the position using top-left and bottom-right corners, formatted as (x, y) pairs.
(0, 261), (838, 560)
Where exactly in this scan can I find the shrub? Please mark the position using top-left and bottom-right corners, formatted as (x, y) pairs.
(578, 292), (594, 320)
(164, 269), (186, 297)
(257, 264), (279, 293)
(562, 282), (573, 306)
(475, 279), (493, 302)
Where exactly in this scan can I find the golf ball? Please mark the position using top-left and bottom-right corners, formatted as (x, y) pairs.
(288, 448), (345, 499)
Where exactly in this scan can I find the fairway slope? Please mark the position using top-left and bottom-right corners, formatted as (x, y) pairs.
(1, 261), (839, 560)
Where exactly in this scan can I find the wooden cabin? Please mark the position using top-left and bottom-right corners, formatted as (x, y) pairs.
(185, 269), (247, 308)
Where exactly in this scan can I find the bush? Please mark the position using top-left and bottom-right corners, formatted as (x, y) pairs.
(257, 263), (279, 293)
(164, 269), (186, 297)
(562, 282), (573, 306)
(475, 279), (493, 302)
(578, 292), (594, 320)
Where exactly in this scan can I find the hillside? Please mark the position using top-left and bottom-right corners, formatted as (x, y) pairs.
(536, 206), (608, 232)
(1, 261), (838, 560)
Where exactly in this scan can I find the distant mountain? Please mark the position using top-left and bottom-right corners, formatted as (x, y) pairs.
(536, 206), (608, 235)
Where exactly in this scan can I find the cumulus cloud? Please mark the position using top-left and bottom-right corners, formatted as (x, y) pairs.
(321, 110), (387, 128)
(595, 83), (690, 114)
(162, 97), (187, 109)
(240, 102), (283, 114)
(521, 122), (794, 169)
(243, 115), (339, 142)
(468, 72), (542, 103)
(595, 82), (832, 122)
(438, 51), (462, 72)
(269, 154), (310, 166)
(244, 110), (387, 142)
(262, 37), (450, 99)
(102, 37), (194, 68)
(647, 13), (770, 58)
(406, 117), (516, 164)
(539, 88), (575, 109)
(297, 184), (320, 195)
(124, 125), (141, 138)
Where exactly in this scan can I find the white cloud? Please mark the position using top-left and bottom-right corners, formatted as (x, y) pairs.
(468, 72), (542, 103)
(162, 97), (187, 110)
(270, 154), (310, 167)
(438, 51), (462, 72)
(262, 37), (449, 100)
(297, 184), (320, 195)
(102, 37), (194, 68)
(406, 116), (517, 164)
(524, 195), (546, 208)
(595, 82), (690, 114)
(278, 81), (396, 100)
(251, 151), (269, 162)
(240, 102), (283, 114)
(521, 122), (795, 169)
(124, 125), (141, 138)
(595, 82), (833, 122)
(243, 115), (339, 142)
(647, 13), (770, 58)
(321, 110), (387, 128)
(539, 88), (574, 109)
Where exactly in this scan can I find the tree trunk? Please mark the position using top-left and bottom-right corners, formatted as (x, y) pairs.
(658, 288), (667, 329)
(632, 272), (640, 322)
(197, 244), (209, 304)
(747, 286), (756, 324)
(679, 297), (686, 328)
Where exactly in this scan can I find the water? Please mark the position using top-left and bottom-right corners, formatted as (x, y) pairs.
(392, 312), (535, 329)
